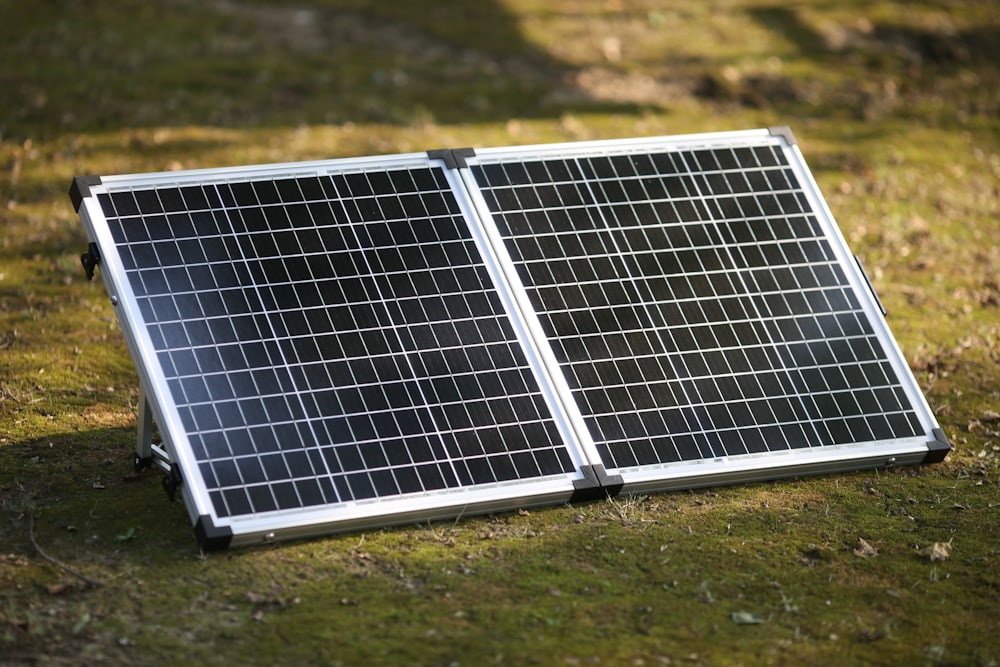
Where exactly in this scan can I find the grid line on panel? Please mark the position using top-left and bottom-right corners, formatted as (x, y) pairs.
(693, 146), (902, 447)
(99, 165), (575, 520)
(341, 168), (477, 494)
(569, 155), (716, 465)
(603, 149), (775, 459)
(672, 147), (826, 454)
(471, 141), (924, 471)
(217, 179), (322, 514)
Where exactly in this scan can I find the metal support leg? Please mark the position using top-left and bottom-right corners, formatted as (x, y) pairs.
(134, 387), (154, 472)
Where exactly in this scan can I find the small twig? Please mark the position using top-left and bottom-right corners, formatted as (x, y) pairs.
(27, 511), (104, 589)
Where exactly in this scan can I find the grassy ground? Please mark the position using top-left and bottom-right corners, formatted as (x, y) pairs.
(1, 0), (998, 665)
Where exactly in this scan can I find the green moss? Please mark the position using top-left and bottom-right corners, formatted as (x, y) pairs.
(2, 0), (999, 664)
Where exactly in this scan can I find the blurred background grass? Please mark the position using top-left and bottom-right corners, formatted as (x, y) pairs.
(1, 1), (998, 665)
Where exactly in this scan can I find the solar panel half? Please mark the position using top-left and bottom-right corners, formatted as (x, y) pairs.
(460, 128), (948, 493)
(71, 128), (948, 549)
(72, 154), (603, 549)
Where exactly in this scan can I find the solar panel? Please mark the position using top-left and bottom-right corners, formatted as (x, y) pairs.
(71, 128), (949, 549)
(461, 131), (948, 490)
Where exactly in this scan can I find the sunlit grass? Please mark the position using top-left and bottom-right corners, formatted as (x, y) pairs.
(1, 0), (998, 664)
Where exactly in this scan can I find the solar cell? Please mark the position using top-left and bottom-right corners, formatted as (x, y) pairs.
(72, 128), (948, 549)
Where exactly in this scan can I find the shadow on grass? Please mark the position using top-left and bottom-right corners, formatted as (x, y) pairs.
(0, 0), (645, 142)
(743, 4), (999, 130)
(751, 3), (999, 69)
(0, 427), (194, 555)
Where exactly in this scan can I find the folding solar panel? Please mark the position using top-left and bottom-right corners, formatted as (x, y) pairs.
(71, 128), (948, 549)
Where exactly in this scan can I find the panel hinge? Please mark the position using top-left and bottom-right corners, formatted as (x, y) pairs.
(163, 463), (183, 502)
(570, 464), (625, 504)
(81, 242), (101, 281)
(427, 147), (476, 170)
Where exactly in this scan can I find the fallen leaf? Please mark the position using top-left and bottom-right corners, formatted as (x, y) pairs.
(853, 538), (878, 558)
(922, 542), (952, 562)
(731, 611), (765, 625)
(115, 526), (138, 542)
(46, 582), (71, 595)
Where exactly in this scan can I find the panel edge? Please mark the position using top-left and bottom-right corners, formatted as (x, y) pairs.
(854, 255), (887, 316)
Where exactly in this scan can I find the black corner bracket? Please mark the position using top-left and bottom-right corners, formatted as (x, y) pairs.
(570, 464), (625, 504)
(81, 242), (100, 280)
(69, 175), (102, 212)
(427, 147), (476, 170)
(194, 515), (234, 552)
(162, 462), (183, 502)
(923, 427), (952, 464)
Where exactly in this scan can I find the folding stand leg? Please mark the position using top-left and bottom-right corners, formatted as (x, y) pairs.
(134, 387), (154, 472)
